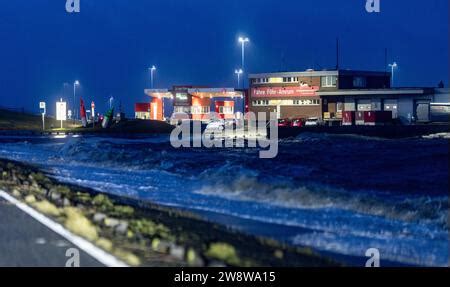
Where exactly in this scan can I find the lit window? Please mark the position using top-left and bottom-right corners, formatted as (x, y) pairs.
(253, 100), (269, 106)
(219, 106), (234, 114)
(191, 106), (210, 114)
(292, 99), (320, 106)
(321, 76), (337, 88)
(174, 106), (191, 113)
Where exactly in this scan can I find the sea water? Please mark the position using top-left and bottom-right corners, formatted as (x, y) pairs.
(0, 133), (448, 266)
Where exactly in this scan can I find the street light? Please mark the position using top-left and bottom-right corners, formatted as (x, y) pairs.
(238, 37), (250, 71)
(388, 62), (398, 87)
(149, 66), (157, 89)
(235, 69), (243, 89)
(238, 37), (250, 88)
(73, 80), (80, 120)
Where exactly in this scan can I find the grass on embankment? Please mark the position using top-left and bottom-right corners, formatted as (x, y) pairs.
(0, 109), (174, 134)
(0, 109), (79, 131)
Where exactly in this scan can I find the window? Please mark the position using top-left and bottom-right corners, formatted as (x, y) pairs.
(191, 106), (210, 114)
(174, 106), (191, 113)
(219, 106), (234, 114)
(353, 77), (367, 88)
(175, 93), (188, 101)
(135, 112), (150, 120)
(253, 78), (271, 84)
(282, 77), (299, 83)
(357, 100), (372, 111)
(252, 100), (269, 106)
(321, 76), (337, 88)
(292, 99), (320, 106)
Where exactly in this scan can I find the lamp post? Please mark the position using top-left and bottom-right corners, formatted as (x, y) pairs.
(149, 66), (157, 89)
(238, 36), (249, 87)
(63, 82), (69, 119)
(73, 80), (80, 120)
(388, 62), (398, 87)
(235, 69), (243, 89)
(238, 37), (250, 71)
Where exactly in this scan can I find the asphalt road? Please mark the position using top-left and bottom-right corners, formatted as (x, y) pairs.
(0, 198), (104, 267)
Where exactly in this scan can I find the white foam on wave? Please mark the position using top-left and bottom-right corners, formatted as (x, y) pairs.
(194, 174), (448, 227)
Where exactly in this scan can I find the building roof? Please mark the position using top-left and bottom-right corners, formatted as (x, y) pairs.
(145, 88), (243, 99)
(249, 69), (390, 79)
(317, 88), (431, 96)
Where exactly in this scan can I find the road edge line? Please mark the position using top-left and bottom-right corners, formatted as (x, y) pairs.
(0, 189), (129, 267)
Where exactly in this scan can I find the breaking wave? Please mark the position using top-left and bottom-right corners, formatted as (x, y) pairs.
(195, 174), (448, 228)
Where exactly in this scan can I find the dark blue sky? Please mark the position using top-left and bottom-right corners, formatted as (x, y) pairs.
(0, 0), (448, 115)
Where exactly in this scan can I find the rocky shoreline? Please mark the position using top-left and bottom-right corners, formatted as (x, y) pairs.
(0, 158), (338, 267)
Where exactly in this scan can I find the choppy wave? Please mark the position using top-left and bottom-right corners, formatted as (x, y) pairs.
(195, 175), (448, 227)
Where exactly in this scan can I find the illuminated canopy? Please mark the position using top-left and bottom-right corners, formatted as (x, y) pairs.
(144, 89), (173, 99)
(145, 88), (244, 99)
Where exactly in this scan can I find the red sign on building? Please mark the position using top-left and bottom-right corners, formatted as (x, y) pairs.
(252, 86), (319, 98)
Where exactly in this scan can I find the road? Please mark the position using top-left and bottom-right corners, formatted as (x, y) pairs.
(0, 197), (104, 267)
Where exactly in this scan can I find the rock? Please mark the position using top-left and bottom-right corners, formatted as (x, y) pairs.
(25, 195), (36, 204)
(12, 189), (21, 198)
(93, 213), (107, 223)
(64, 207), (98, 242)
(104, 217), (120, 228)
(96, 238), (113, 252)
(205, 242), (240, 265)
(169, 244), (185, 260)
(151, 238), (171, 254)
(33, 200), (61, 217)
(274, 249), (284, 259)
(114, 249), (141, 267)
(207, 260), (227, 267)
(62, 198), (71, 207)
(186, 248), (205, 267)
(115, 222), (129, 235)
(50, 192), (61, 201)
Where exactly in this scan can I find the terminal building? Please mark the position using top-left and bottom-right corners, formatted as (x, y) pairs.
(145, 86), (246, 121)
(248, 69), (449, 124)
(249, 69), (390, 120)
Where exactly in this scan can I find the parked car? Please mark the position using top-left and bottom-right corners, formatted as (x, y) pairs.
(304, 117), (320, 126)
(224, 119), (238, 129)
(278, 119), (292, 127)
(291, 118), (304, 127)
(170, 113), (191, 126)
(205, 119), (225, 131)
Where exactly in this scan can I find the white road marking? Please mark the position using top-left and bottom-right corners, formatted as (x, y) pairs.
(0, 189), (128, 267)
